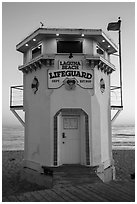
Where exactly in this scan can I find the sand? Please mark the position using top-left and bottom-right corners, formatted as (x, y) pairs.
(2, 150), (135, 197)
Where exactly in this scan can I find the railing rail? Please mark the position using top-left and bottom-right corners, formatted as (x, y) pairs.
(10, 85), (122, 109)
(110, 86), (122, 108)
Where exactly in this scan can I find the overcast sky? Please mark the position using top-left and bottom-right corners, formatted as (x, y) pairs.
(2, 2), (135, 126)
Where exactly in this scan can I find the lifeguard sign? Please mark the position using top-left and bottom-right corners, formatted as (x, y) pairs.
(48, 60), (93, 89)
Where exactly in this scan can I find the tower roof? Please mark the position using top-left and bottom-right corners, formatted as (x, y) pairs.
(16, 28), (118, 54)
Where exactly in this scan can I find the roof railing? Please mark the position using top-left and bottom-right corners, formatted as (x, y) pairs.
(10, 85), (122, 110)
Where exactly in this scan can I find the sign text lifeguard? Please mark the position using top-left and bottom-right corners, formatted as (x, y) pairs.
(48, 69), (93, 89)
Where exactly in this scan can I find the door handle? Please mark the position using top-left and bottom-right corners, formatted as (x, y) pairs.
(62, 132), (66, 138)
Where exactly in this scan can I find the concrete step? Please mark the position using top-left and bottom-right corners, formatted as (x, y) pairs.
(20, 165), (102, 188)
(51, 164), (96, 173)
(51, 165), (102, 186)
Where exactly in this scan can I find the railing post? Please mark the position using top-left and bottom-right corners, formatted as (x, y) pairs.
(10, 87), (12, 107)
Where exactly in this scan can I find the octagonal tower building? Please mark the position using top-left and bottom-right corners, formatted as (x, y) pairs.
(11, 28), (118, 182)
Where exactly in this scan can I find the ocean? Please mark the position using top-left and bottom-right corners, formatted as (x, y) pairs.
(2, 125), (135, 151)
(112, 126), (135, 150)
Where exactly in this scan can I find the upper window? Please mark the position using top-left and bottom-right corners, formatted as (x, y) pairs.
(32, 44), (42, 59)
(57, 41), (82, 53)
(96, 45), (104, 55)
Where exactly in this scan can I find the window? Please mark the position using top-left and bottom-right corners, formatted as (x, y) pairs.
(63, 117), (78, 129)
(57, 41), (82, 53)
(32, 44), (42, 59)
(96, 45), (104, 55)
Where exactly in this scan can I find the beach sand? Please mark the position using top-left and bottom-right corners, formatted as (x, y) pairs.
(2, 150), (135, 197)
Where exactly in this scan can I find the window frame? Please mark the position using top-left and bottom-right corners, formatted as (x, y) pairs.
(57, 40), (83, 54)
(31, 43), (42, 59)
(96, 45), (104, 56)
(63, 117), (78, 129)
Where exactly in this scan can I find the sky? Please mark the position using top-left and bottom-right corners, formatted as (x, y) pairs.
(2, 2), (135, 126)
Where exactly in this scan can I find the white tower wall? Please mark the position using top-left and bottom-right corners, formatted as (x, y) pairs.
(15, 28), (117, 180)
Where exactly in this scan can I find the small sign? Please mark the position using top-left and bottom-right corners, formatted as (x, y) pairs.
(59, 60), (82, 70)
(48, 69), (93, 89)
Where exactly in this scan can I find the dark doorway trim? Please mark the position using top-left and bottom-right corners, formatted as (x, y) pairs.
(53, 108), (90, 166)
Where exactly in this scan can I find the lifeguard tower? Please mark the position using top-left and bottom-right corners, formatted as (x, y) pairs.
(10, 27), (123, 182)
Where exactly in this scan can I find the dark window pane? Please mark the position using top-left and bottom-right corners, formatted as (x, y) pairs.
(32, 45), (42, 59)
(57, 41), (82, 53)
(96, 46), (104, 55)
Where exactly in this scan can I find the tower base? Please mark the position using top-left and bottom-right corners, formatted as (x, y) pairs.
(96, 164), (115, 182)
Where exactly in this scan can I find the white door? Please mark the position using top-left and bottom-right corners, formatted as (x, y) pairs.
(61, 116), (80, 164)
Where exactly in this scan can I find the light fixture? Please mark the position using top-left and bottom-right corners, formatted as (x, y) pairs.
(33, 38), (36, 41)
(102, 40), (105, 42)
(108, 45), (111, 48)
(25, 43), (28, 46)
(31, 76), (39, 94)
(56, 33), (59, 36)
(81, 34), (84, 37)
